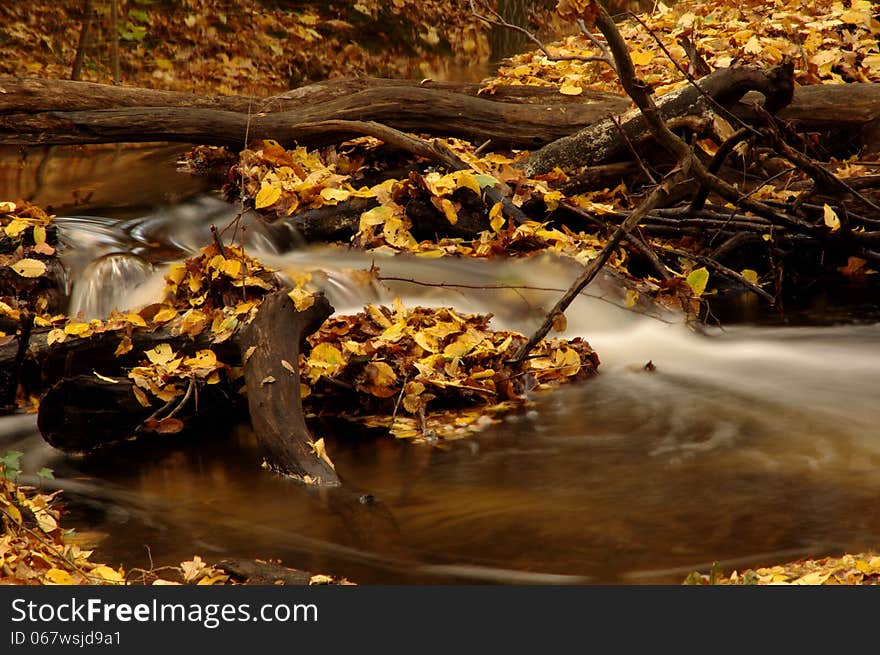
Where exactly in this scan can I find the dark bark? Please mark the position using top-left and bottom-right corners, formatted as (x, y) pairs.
(36, 374), (238, 452)
(520, 63), (795, 176)
(238, 290), (340, 485)
(0, 77), (629, 150)
(215, 559), (314, 585)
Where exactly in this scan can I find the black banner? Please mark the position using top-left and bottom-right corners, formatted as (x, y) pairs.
(0, 585), (867, 652)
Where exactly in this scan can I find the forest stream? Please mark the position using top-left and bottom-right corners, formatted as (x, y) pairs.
(1, 144), (879, 585)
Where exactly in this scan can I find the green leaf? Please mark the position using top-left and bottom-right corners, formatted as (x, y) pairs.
(686, 267), (710, 297)
(129, 8), (150, 23)
(36, 467), (55, 481)
(474, 174), (500, 189)
(0, 450), (23, 471)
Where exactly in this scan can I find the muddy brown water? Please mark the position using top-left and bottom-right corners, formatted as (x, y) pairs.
(2, 145), (879, 584)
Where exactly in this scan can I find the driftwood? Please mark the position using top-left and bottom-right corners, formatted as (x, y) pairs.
(0, 75), (878, 156)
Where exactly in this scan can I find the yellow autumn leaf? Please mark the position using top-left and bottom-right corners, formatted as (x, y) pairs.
(196, 574), (229, 585)
(152, 307), (178, 324)
(47, 328), (67, 345)
(0, 499), (22, 525)
(91, 565), (124, 583)
(439, 197), (458, 225)
(145, 343), (175, 365)
(123, 312), (147, 327)
(489, 201), (505, 233)
(288, 287), (315, 311)
(741, 269), (759, 284)
(686, 267), (710, 297)
(630, 49), (654, 65)
(309, 437), (336, 470)
(64, 322), (91, 336)
(624, 288), (639, 308)
(115, 335), (133, 356)
(183, 349), (218, 370)
(32, 224), (46, 245)
(455, 171), (482, 195)
(443, 328), (484, 358)
(559, 80), (583, 96)
(255, 184), (282, 209)
(320, 187), (352, 203)
(823, 204), (840, 231)
(44, 568), (76, 585)
(11, 258), (46, 278)
(4, 218), (29, 238)
(221, 258), (242, 278)
(792, 570), (832, 585)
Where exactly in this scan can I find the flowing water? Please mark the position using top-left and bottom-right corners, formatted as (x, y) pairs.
(2, 147), (880, 584)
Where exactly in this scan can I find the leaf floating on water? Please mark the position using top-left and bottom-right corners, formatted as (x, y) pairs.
(242, 345), (257, 364)
(93, 371), (119, 384)
(11, 258), (46, 278)
(280, 359), (297, 374)
(261, 375), (276, 385)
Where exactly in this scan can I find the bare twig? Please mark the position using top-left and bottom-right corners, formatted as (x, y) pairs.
(661, 246), (775, 303)
(510, 167), (687, 364)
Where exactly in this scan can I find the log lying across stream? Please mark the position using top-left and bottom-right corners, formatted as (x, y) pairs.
(32, 290), (340, 486)
(0, 75), (878, 154)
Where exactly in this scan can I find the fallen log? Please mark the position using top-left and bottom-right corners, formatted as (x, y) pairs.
(32, 290), (340, 486)
(36, 374), (238, 452)
(1, 75), (877, 156)
(0, 76), (629, 150)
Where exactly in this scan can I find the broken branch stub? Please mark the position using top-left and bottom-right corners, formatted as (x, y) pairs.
(238, 290), (340, 486)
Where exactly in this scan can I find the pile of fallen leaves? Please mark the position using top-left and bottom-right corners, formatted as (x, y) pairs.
(686, 553), (880, 585)
(0, 200), (66, 330)
(302, 299), (599, 442)
(485, 0), (880, 97)
(0, 458), (125, 585)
